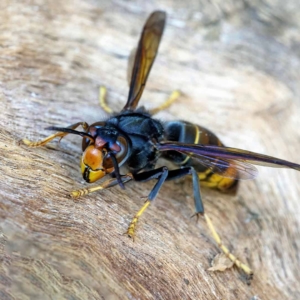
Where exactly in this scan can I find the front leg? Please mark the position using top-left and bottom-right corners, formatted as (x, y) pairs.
(23, 122), (89, 147)
(70, 174), (133, 198)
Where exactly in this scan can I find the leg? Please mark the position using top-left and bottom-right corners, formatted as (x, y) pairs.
(23, 122), (89, 147)
(204, 213), (253, 276)
(165, 167), (253, 276)
(167, 167), (204, 214)
(149, 90), (181, 115)
(70, 174), (133, 198)
(99, 86), (113, 113)
(127, 167), (169, 238)
(127, 167), (202, 237)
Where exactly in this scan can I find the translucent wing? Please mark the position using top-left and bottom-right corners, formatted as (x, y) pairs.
(158, 142), (300, 180)
(123, 11), (166, 111)
(126, 47), (136, 86)
(180, 151), (258, 180)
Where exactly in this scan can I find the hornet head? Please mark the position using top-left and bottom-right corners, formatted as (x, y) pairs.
(47, 123), (130, 187)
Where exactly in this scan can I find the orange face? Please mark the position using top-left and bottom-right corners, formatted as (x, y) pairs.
(81, 145), (114, 183)
(80, 126), (130, 184)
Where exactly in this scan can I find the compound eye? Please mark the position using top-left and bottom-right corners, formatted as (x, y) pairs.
(102, 135), (130, 169)
(82, 137), (91, 151)
(82, 123), (106, 151)
(115, 136), (129, 164)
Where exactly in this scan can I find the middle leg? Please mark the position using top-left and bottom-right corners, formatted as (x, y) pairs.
(127, 166), (200, 238)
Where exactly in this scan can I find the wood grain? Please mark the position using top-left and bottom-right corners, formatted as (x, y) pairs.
(1, 1), (300, 299)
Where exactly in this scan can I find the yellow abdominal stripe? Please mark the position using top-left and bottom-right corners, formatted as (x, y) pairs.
(198, 171), (236, 190)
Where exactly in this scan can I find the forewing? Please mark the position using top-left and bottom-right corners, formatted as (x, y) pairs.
(158, 142), (300, 179)
(127, 47), (136, 86)
(180, 150), (258, 180)
(123, 11), (166, 111)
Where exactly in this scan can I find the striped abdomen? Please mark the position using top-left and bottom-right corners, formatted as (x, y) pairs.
(163, 121), (238, 191)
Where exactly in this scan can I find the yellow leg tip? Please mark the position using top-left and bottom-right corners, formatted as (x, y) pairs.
(70, 191), (79, 199)
(70, 186), (105, 198)
(125, 200), (151, 239)
(100, 86), (106, 93)
(171, 90), (181, 98)
(22, 138), (30, 145)
(70, 189), (87, 199)
(149, 90), (181, 115)
(99, 86), (113, 113)
(126, 227), (135, 239)
(126, 217), (138, 238)
(22, 138), (36, 147)
(204, 213), (253, 276)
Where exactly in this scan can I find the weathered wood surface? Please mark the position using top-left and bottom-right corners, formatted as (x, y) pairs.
(1, 1), (300, 299)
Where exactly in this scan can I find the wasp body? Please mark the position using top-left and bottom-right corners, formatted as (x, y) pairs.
(24, 11), (300, 277)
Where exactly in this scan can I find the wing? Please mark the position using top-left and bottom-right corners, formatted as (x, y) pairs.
(126, 47), (136, 86)
(181, 151), (258, 180)
(123, 11), (166, 111)
(158, 141), (300, 180)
